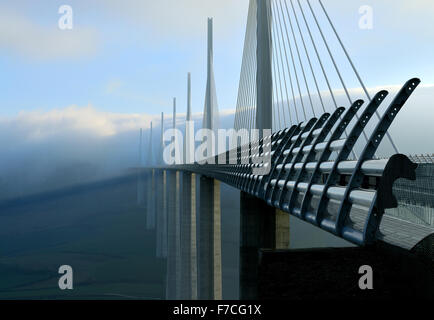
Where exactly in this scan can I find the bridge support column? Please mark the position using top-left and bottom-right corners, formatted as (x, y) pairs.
(155, 170), (166, 258)
(162, 171), (168, 258)
(136, 169), (145, 206)
(180, 172), (198, 300)
(239, 192), (290, 299)
(198, 176), (222, 300)
(146, 169), (156, 229)
(166, 170), (181, 299)
(275, 209), (290, 249)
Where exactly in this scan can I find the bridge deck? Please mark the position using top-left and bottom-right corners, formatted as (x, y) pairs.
(379, 214), (434, 250)
(153, 79), (433, 256)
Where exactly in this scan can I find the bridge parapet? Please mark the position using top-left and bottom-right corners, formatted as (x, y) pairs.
(165, 78), (434, 250)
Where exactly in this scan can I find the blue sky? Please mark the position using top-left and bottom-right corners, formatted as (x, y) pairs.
(0, 0), (249, 117)
(1, 0), (434, 119)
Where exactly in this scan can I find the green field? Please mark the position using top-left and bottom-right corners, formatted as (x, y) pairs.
(0, 175), (165, 299)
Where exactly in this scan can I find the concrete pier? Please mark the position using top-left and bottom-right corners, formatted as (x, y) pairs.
(198, 176), (222, 300)
(239, 192), (290, 299)
(161, 170), (168, 258)
(275, 209), (290, 249)
(237, 0), (291, 300)
(137, 128), (145, 207)
(157, 112), (166, 258)
(136, 171), (145, 207)
(166, 170), (181, 299)
(180, 172), (198, 300)
(146, 169), (156, 229)
(155, 170), (165, 258)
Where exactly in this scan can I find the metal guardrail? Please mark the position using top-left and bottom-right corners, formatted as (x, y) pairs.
(166, 78), (421, 246)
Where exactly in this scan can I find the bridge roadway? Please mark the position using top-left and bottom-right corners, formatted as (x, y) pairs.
(149, 78), (434, 252)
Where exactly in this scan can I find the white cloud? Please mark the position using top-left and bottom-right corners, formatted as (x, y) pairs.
(0, 105), (156, 140)
(0, 104), (237, 145)
(3, 80), (431, 151)
(0, 6), (99, 60)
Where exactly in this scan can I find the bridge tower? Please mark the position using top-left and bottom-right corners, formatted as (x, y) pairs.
(180, 72), (198, 300)
(255, 0), (272, 134)
(198, 18), (222, 300)
(239, 0), (290, 300)
(166, 98), (182, 299)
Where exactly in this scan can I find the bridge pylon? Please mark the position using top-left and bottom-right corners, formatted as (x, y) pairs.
(239, 0), (290, 300)
(180, 72), (198, 300)
(166, 98), (183, 299)
(197, 18), (222, 300)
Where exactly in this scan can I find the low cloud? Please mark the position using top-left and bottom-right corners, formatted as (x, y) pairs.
(0, 82), (432, 199)
(0, 104), (234, 198)
(0, 105), (155, 140)
(0, 106), (153, 198)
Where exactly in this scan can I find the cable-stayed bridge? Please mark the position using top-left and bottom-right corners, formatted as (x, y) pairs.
(137, 0), (434, 299)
